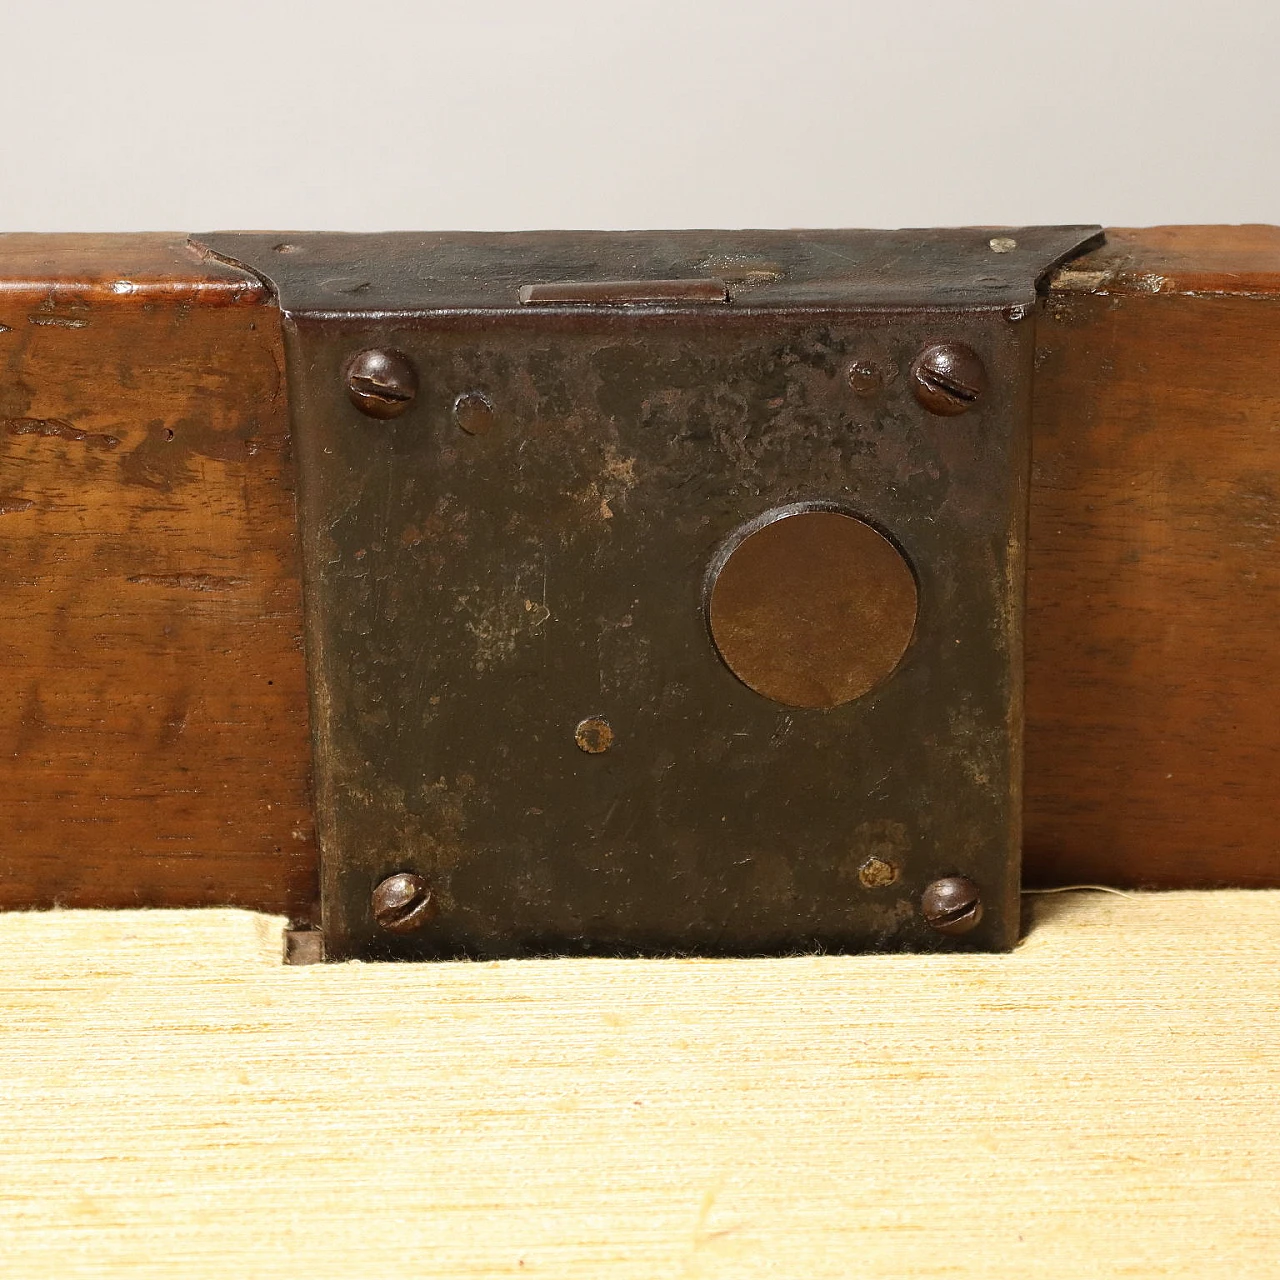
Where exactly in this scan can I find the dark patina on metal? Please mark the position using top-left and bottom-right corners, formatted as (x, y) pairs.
(195, 226), (1102, 961)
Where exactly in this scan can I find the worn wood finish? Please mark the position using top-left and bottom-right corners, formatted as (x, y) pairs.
(0, 235), (316, 918)
(1, 227), (1278, 911)
(1026, 226), (1280, 886)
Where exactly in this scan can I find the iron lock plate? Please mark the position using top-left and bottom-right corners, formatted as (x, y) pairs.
(197, 227), (1102, 960)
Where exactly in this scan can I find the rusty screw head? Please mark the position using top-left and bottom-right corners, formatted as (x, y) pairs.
(921, 876), (984, 936)
(911, 342), (987, 416)
(345, 348), (419, 419)
(858, 855), (900, 889)
(574, 716), (614, 754)
(371, 872), (436, 933)
(846, 359), (885, 398)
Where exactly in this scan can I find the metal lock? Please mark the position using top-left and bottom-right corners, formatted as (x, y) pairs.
(198, 226), (1102, 960)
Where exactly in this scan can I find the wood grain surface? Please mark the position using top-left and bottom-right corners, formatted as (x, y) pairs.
(0, 891), (1276, 1278)
(0, 235), (316, 919)
(1027, 226), (1280, 886)
(2, 228), (1279, 912)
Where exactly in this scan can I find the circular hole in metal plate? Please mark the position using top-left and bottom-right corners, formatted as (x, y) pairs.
(706, 506), (918, 709)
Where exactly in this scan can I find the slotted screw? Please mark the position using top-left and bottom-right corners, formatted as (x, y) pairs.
(921, 876), (984, 936)
(371, 872), (436, 933)
(911, 343), (987, 416)
(345, 348), (419, 419)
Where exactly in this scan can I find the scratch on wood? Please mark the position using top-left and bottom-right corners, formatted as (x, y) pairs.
(5, 417), (120, 450)
(28, 314), (89, 329)
(126, 573), (247, 592)
(0, 495), (35, 515)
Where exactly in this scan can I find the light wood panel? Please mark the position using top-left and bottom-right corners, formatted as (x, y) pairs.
(0, 892), (1276, 1277)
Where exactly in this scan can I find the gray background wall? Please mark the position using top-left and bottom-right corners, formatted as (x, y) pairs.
(2, 0), (1274, 231)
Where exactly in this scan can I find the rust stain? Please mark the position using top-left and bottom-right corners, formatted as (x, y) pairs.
(5, 417), (120, 450)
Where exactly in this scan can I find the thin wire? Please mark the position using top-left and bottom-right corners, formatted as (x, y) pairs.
(1022, 884), (1139, 899)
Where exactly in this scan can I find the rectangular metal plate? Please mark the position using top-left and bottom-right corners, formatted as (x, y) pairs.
(197, 227), (1102, 959)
